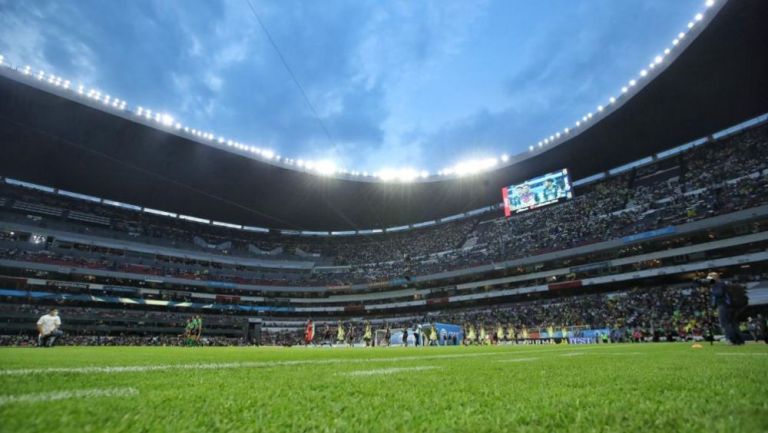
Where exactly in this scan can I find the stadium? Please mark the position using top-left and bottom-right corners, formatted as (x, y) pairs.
(1, 0), (767, 432)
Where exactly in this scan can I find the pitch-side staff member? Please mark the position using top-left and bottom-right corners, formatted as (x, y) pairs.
(37, 308), (63, 347)
(705, 272), (745, 345)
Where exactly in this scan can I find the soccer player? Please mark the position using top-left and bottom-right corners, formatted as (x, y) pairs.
(363, 321), (373, 347)
(346, 323), (356, 347)
(322, 324), (332, 346)
(429, 325), (438, 346)
(506, 323), (515, 344)
(184, 318), (196, 346)
(304, 319), (315, 346)
(194, 315), (203, 345)
(36, 308), (63, 347)
(384, 324), (391, 347)
(336, 321), (345, 346)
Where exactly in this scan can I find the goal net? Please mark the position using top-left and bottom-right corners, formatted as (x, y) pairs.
(374, 328), (406, 347)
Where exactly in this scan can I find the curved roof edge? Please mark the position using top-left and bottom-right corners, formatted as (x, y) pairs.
(0, 0), (766, 230)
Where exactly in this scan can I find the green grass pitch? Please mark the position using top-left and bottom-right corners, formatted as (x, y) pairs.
(1, 343), (767, 433)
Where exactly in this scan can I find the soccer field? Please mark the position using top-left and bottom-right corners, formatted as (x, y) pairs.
(1, 343), (767, 433)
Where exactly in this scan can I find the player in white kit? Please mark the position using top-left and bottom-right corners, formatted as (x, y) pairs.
(37, 308), (63, 347)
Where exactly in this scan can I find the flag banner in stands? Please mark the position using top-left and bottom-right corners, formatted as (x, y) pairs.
(621, 226), (676, 243)
(502, 168), (573, 217)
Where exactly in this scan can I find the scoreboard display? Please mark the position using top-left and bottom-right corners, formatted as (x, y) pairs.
(502, 168), (573, 216)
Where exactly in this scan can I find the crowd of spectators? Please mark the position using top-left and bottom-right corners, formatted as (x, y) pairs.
(0, 125), (766, 287)
(446, 285), (712, 338)
(2, 275), (765, 346)
(264, 281), (761, 346)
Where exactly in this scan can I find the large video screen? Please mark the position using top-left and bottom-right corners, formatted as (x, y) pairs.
(502, 168), (573, 216)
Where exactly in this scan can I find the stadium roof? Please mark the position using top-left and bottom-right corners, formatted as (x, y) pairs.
(0, 0), (766, 231)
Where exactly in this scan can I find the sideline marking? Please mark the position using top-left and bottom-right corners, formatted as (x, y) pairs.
(341, 366), (435, 377)
(497, 357), (539, 363)
(0, 345), (634, 377)
(0, 387), (138, 406)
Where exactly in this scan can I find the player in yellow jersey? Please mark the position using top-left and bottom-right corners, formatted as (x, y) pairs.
(506, 324), (516, 344)
(336, 321), (345, 346)
(429, 324), (438, 346)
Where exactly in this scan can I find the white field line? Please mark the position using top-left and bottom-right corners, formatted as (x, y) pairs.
(496, 357), (539, 363)
(340, 366), (435, 377)
(0, 387), (138, 406)
(0, 353), (507, 377)
(0, 344), (634, 377)
(558, 352), (586, 357)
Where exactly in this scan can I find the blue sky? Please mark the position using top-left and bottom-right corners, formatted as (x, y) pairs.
(0, 0), (704, 172)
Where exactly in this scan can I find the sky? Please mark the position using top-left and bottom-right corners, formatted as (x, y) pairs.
(0, 0), (706, 173)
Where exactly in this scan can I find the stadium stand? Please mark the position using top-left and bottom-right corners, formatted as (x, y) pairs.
(1, 120), (768, 345)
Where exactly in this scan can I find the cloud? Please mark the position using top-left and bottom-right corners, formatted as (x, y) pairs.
(395, 0), (704, 169)
(0, 1), (99, 84)
(0, 0), (702, 172)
